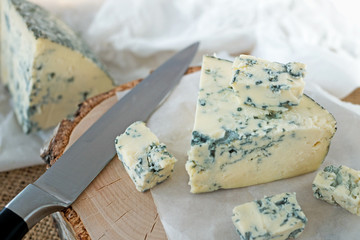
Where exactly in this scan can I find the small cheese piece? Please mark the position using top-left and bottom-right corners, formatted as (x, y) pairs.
(231, 55), (305, 111)
(312, 165), (360, 216)
(186, 56), (336, 193)
(0, 0), (114, 133)
(232, 192), (307, 240)
(115, 121), (176, 192)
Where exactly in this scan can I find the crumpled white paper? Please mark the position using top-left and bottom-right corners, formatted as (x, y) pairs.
(146, 71), (360, 240)
(84, 0), (360, 99)
(33, 0), (360, 97)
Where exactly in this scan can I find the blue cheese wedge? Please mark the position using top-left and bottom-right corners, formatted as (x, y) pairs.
(312, 165), (360, 216)
(186, 56), (336, 193)
(231, 55), (305, 112)
(0, 0), (114, 133)
(115, 121), (176, 192)
(232, 192), (307, 240)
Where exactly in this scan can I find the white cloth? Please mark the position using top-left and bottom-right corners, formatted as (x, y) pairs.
(84, 0), (360, 98)
(32, 0), (360, 97)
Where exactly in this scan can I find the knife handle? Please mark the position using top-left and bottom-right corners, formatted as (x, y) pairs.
(0, 184), (67, 240)
(0, 207), (28, 240)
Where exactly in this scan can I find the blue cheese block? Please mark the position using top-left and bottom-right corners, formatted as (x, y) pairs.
(186, 56), (336, 193)
(232, 192), (307, 240)
(0, 0), (114, 133)
(312, 165), (360, 216)
(115, 121), (176, 192)
(231, 55), (305, 112)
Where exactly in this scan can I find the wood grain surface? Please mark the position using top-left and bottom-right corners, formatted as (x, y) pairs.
(42, 67), (359, 240)
(43, 67), (200, 240)
(342, 87), (360, 104)
(66, 97), (166, 240)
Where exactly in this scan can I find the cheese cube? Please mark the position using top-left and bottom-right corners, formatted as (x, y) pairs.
(0, 0), (114, 133)
(232, 192), (307, 240)
(186, 56), (336, 193)
(231, 55), (305, 112)
(115, 121), (176, 192)
(312, 165), (360, 216)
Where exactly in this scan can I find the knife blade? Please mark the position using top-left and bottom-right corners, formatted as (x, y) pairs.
(0, 42), (199, 240)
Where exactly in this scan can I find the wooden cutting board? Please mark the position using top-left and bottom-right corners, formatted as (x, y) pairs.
(41, 67), (360, 240)
(41, 67), (200, 240)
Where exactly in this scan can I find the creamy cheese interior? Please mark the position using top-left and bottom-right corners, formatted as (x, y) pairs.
(186, 56), (336, 193)
(115, 121), (176, 192)
(232, 192), (307, 240)
(231, 55), (305, 111)
(313, 165), (360, 216)
(0, 0), (114, 133)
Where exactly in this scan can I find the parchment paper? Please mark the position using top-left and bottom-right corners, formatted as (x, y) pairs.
(143, 71), (360, 240)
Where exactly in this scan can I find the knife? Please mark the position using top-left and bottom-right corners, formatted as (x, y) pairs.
(0, 42), (199, 240)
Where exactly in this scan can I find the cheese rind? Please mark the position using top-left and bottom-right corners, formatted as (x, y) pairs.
(0, 0), (114, 133)
(115, 121), (176, 192)
(231, 55), (305, 111)
(312, 165), (360, 216)
(232, 192), (307, 240)
(186, 56), (336, 193)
